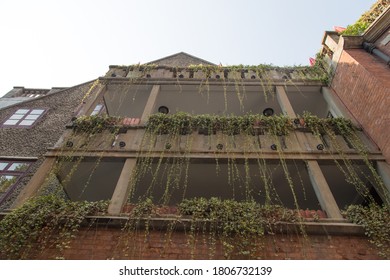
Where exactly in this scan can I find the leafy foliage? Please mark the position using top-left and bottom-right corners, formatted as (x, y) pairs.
(73, 115), (123, 134)
(0, 195), (108, 259)
(301, 111), (354, 136)
(147, 112), (295, 136)
(0, 176), (17, 193)
(342, 0), (389, 35)
(146, 111), (355, 137)
(179, 197), (299, 258)
(345, 204), (390, 259)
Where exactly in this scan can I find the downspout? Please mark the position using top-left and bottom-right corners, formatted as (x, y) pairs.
(363, 42), (390, 66)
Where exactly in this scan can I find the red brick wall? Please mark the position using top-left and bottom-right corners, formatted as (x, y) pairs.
(331, 49), (390, 163)
(34, 227), (380, 260)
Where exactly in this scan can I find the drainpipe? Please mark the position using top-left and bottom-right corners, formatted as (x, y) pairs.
(363, 42), (390, 66)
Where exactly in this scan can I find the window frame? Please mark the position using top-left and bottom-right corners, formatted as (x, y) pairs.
(90, 104), (105, 116)
(1, 108), (47, 128)
(0, 160), (33, 205)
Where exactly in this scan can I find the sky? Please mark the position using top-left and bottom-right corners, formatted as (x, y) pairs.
(0, 0), (378, 97)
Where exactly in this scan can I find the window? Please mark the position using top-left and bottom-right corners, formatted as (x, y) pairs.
(91, 104), (104, 116)
(2, 109), (46, 127)
(57, 157), (124, 201)
(130, 159), (320, 209)
(0, 160), (32, 204)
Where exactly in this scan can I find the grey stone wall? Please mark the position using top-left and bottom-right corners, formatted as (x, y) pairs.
(0, 81), (95, 209)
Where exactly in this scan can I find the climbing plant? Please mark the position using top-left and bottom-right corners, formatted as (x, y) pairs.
(146, 112), (295, 136)
(179, 197), (299, 259)
(2, 53), (387, 260)
(0, 195), (108, 259)
(342, 0), (389, 35)
(73, 115), (124, 134)
(345, 203), (390, 259)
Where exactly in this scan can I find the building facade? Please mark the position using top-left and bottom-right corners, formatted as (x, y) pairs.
(0, 82), (98, 210)
(0, 5), (389, 260)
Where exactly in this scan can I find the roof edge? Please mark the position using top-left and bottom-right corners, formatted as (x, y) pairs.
(363, 5), (390, 42)
(145, 51), (216, 66)
(0, 79), (97, 112)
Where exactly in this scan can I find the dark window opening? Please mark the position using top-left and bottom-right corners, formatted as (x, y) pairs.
(104, 84), (152, 118)
(56, 157), (125, 201)
(129, 159), (320, 210)
(0, 160), (33, 205)
(263, 108), (274, 116)
(319, 161), (384, 209)
(158, 106), (169, 114)
(156, 85), (281, 116)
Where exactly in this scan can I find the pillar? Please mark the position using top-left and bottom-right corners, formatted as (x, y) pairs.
(140, 85), (160, 125)
(12, 157), (56, 208)
(108, 158), (137, 215)
(275, 86), (342, 218)
(307, 160), (343, 219)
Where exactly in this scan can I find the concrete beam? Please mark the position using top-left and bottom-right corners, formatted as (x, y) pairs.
(275, 86), (315, 151)
(322, 87), (380, 151)
(100, 77), (325, 87)
(306, 160), (343, 219)
(376, 161), (390, 205)
(324, 33), (339, 53)
(45, 150), (386, 161)
(77, 80), (106, 117)
(108, 158), (137, 215)
(275, 86), (296, 118)
(11, 157), (56, 208)
(140, 85), (160, 125)
(321, 87), (359, 126)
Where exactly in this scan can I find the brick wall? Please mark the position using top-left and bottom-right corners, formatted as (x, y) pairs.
(34, 227), (380, 260)
(331, 49), (390, 163)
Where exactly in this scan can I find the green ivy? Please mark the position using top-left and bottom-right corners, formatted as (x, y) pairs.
(301, 111), (354, 136)
(341, 0), (389, 36)
(146, 112), (354, 137)
(0, 195), (108, 259)
(179, 197), (298, 258)
(147, 112), (295, 136)
(73, 115), (123, 134)
(345, 204), (390, 259)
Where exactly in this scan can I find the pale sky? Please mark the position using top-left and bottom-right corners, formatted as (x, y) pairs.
(0, 0), (377, 97)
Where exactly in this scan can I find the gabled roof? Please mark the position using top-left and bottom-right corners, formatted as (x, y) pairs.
(145, 52), (216, 67)
(0, 81), (91, 111)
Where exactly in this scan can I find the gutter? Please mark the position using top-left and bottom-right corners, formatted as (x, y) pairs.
(363, 42), (390, 66)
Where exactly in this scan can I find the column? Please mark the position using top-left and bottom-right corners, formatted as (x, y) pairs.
(307, 160), (343, 219)
(107, 158), (137, 215)
(275, 86), (342, 218)
(77, 79), (106, 117)
(275, 86), (296, 118)
(12, 157), (56, 208)
(275, 86), (311, 150)
(140, 85), (160, 125)
(108, 85), (161, 214)
(376, 161), (390, 205)
(321, 87), (359, 125)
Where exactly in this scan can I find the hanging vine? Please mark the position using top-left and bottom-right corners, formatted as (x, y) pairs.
(0, 56), (387, 260)
(178, 197), (299, 259)
(0, 195), (108, 259)
(345, 203), (390, 259)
